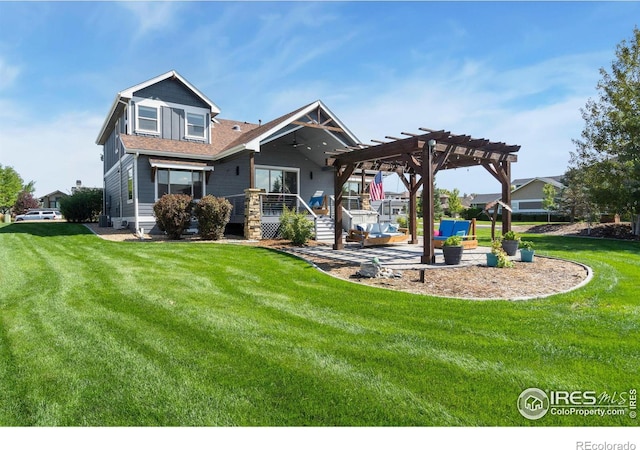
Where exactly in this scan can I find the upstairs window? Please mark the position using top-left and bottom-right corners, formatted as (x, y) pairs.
(186, 112), (205, 139)
(137, 105), (159, 133)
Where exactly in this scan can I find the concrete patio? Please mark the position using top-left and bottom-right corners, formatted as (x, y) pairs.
(288, 238), (496, 270)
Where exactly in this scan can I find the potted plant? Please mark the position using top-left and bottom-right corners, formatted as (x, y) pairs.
(486, 239), (502, 267)
(519, 240), (535, 262)
(487, 238), (514, 268)
(501, 230), (520, 256)
(442, 235), (464, 265)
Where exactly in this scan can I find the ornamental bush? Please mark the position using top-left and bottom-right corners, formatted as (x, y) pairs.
(60, 188), (103, 223)
(153, 194), (193, 239)
(279, 206), (315, 246)
(193, 195), (233, 240)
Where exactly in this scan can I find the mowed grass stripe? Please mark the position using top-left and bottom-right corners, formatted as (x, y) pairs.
(0, 222), (638, 425)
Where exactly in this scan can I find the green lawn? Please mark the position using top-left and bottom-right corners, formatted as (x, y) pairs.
(0, 222), (638, 426)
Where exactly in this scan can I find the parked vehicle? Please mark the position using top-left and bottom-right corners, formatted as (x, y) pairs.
(15, 210), (62, 221)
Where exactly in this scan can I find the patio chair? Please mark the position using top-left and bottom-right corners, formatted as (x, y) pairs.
(433, 219), (478, 249)
(309, 191), (328, 215)
(346, 222), (410, 247)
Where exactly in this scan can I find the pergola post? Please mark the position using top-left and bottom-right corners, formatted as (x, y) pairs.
(409, 173), (418, 244)
(421, 140), (435, 264)
(501, 161), (512, 234)
(333, 164), (355, 250)
(331, 129), (519, 265)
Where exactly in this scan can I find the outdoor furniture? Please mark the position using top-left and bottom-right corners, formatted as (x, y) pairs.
(346, 222), (410, 247)
(309, 191), (328, 215)
(433, 219), (478, 249)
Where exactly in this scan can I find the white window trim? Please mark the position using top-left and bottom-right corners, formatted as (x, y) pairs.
(255, 165), (300, 194)
(126, 166), (134, 204)
(131, 97), (210, 142)
(154, 168), (206, 201)
(136, 104), (160, 135)
(186, 112), (206, 140)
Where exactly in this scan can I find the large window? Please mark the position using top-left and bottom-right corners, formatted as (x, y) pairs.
(137, 105), (159, 133)
(157, 169), (204, 199)
(255, 167), (298, 194)
(186, 112), (205, 138)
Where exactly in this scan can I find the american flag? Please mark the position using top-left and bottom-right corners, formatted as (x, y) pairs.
(369, 171), (385, 201)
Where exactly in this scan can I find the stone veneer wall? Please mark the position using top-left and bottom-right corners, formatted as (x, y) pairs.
(244, 188), (262, 240)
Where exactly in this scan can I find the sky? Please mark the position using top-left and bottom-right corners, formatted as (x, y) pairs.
(1, 1), (639, 198)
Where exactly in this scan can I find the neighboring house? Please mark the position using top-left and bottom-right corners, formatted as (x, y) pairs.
(468, 193), (501, 210)
(510, 176), (565, 215)
(466, 176), (565, 215)
(39, 190), (67, 209)
(95, 70), (362, 237)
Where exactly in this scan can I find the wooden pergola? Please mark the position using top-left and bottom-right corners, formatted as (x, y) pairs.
(329, 128), (521, 264)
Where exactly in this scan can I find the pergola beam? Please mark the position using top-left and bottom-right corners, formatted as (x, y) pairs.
(332, 127), (520, 264)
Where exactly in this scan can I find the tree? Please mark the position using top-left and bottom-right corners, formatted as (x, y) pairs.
(0, 164), (24, 213)
(542, 183), (557, 223)
(60, 188), (103, 223)
(13, 190), (40, 215)
(559, 167), (597, 223)
(447, 188), (464, 218)
(571, 27), (640, 232)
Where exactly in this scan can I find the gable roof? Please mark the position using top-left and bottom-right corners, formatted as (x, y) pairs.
(512, 175), (564, 187)
(96, 70), (220, 145)
(469, 193), (501, 205)
(118, 100), (361, 161)
(211, 100), (361, 160)
(512, 176), (565, 194)
(39, 190), (67, 199)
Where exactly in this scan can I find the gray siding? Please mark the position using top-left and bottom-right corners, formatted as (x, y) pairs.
(102, 110), (128, 172)
(161, 106), (185, 140)
(253, 147), (335, 201)
(212, 148), (335, 201)
(120, 155), (136, 219)
(136, 156), (156, 204)
(134, 78), (209, 109)
(210, 153), (253, 197)
(104, 164), (123, 219)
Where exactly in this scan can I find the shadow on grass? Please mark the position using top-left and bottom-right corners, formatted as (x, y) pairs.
(0, 222), (93, 237)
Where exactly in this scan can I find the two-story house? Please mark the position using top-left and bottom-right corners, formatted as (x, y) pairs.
(96, 70), (362, 237)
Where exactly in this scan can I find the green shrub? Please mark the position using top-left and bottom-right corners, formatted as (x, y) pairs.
(193, 195), (233, 240)
(443, 235), (462, 246)
(279, 206), (315, 246)
(519, 240), (535, 250)
(59, 188), (103, 223)
(153, 194), (194, 239)
(502, 230), (520, 241)
(396, 216), (408, 228)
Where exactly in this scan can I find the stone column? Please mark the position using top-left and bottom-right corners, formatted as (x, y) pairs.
(244, 188), (262, 240)
(359, 193), (371, 211)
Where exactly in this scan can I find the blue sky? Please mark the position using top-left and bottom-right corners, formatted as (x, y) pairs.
(1, 1), (639, 198)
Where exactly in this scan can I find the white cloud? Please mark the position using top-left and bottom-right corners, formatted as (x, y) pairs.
(301, 52), (600, 194)
(0, 112), (104, 197)
(0, 57), (21, 92)
(120, 2), (183, 39)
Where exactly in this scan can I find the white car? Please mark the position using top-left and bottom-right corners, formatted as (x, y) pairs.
(15, 210), (63, 221)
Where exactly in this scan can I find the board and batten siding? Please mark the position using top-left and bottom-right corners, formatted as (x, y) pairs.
(133, 78), (209, 109)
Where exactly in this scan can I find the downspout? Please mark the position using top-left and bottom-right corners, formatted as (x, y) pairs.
(134, 152), (140, 232)
(118, 141), (123, 221)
